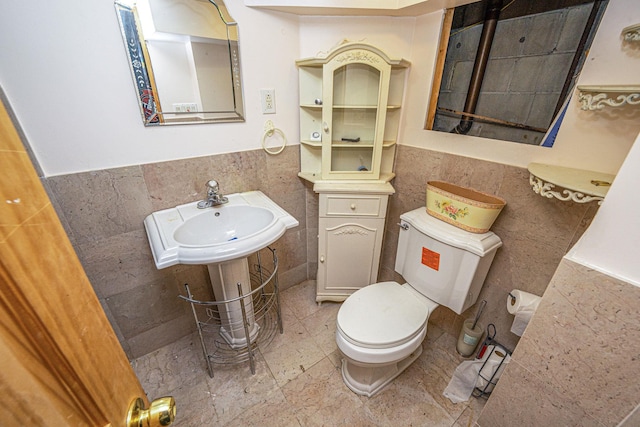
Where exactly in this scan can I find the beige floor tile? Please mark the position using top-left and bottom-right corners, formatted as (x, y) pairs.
(260, 328), (326, 386)
(281, 280), (322, 320)
(227, 390), (301, 427)
(132, 334), (206, 399)
(132, 281), (490, 427)
(364, 375), (456, 427)
(207, 354), (281, 425)
(299, 301), (340, 357)
(171, 380), (218, 427)
(281, 358), (376, 426)
(453, 395), (486, 427)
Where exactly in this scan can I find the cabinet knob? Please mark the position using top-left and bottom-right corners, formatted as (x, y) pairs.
(320, 255), (325, 263)
(322, 122), (329, 133)
(350, 203), (356, 210)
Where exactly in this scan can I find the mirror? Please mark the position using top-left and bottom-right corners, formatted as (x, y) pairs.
(115, 0), (244, 125)
(426, 0), (606, 146)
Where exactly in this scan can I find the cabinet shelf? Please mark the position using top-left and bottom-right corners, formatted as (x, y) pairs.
(301, 139), (323, 147)
(332, 140), (397, 147)
(332, 141), (374, 147)
(300, 104), (402, 110)
(298, 171), (396, 185)
(528, 162), (615, 205)
(301, 140), (397, 148)
(334, 105), (377, 109)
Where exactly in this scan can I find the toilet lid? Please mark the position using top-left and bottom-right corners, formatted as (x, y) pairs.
(337, 281), (430, 349)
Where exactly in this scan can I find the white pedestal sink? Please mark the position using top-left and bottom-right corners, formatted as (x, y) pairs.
(144, 191), (298, 349)
(207, 258), (260, 349)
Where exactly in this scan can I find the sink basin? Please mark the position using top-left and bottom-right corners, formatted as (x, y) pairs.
(144, 190), (299, 267)
(173, 205), (275, 246)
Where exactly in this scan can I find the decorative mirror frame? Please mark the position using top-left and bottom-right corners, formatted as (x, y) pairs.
(115, 0), (245, 126)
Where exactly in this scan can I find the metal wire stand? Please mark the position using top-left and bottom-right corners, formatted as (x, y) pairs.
(472, 341), (511, 398)
(179, 247), (283, 377)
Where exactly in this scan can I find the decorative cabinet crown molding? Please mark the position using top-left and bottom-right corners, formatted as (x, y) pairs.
(335, 50), (382, 65)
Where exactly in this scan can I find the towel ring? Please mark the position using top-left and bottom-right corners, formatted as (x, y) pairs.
(262, 120), (287, 155)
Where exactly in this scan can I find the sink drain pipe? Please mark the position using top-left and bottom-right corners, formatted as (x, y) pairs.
(451, 0), (503, 135)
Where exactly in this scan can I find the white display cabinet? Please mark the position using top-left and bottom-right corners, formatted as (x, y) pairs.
(296, 42), (409, 183)
(297, 43), (409, 303)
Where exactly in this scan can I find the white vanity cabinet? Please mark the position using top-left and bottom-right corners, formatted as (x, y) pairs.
(296, 42), (409, 183)
(315, 185), (393, 303)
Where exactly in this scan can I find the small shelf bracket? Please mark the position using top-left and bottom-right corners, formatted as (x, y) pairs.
(527, 163), (614, 206)
(577, 85), (640, 111)
(622, 23), (640, 42)
(529, 174), (605, 205)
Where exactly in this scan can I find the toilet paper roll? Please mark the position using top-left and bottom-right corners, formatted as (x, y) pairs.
(507, 289), (542, 336)
(506, 289), (541, 314)
(476, 345), (511, 393)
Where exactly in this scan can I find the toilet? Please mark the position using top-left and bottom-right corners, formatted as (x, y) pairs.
(336, 207), (502, 397)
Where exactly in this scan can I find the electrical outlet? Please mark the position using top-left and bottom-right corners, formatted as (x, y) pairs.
(172, 103), (198, 113)
(260, 89), (276, 114)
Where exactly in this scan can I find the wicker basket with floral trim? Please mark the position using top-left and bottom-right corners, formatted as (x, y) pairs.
(426, 181), (506, 233)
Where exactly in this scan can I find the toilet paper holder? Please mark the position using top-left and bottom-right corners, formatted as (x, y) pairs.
(508, 292), (516, 305)
(473, 324), (512, 398)
(473, 343), (511, 398)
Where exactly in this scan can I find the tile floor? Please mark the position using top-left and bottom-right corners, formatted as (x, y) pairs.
(131, 281), (486, 426)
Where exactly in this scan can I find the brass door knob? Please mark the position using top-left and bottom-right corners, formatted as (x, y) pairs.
(127, 396), (176, 427)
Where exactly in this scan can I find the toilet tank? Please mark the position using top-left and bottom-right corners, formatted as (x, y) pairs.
(395, 207), (502, 314)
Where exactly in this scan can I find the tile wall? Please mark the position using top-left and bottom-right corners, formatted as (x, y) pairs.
(378, 145), (598, 352)
(478, 259), (640, 426)
(45, 147), (308, 359)
(45, 143), (597, 360)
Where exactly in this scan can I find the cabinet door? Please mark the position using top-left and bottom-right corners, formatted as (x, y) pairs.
(317, 217), (385, 301)
(321, 50), (391, 180)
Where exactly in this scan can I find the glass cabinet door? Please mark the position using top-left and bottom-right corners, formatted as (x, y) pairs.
(321, 51), (391, 180)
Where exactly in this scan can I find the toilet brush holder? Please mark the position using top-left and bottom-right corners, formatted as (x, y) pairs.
(456, 318), (483, 357)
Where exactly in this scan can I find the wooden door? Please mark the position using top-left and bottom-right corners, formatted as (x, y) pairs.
(0, 97), (149, 426)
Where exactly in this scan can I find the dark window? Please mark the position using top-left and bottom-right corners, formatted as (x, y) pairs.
(427, 0), (607, 146)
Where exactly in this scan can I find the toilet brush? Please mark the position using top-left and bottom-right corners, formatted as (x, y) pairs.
(471, 300), (487, 330)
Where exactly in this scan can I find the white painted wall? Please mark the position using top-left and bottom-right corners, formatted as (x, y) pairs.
(401, 0), (640, 175)
(567, 130), (640, 287)
(298, 15), (416, 58)
(0, 1), (299, 176)
(2, 0), (639, 289)
(0, 0), (637, 179)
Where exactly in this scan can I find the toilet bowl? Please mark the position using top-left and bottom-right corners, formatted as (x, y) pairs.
(336, 281), (438, 397)
(335, 207), (502, 397)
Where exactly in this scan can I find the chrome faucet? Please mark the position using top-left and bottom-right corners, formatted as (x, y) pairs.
(197, 180), (229, 208)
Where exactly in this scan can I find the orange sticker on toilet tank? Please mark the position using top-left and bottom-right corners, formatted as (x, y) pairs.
(422, 247), (440, 271)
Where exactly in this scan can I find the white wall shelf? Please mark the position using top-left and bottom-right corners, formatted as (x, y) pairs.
(528, 163), (615, 205)
(576, 85), (640, 111)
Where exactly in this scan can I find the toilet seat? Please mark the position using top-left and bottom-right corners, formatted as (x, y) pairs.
(337, 281), (430, 349)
